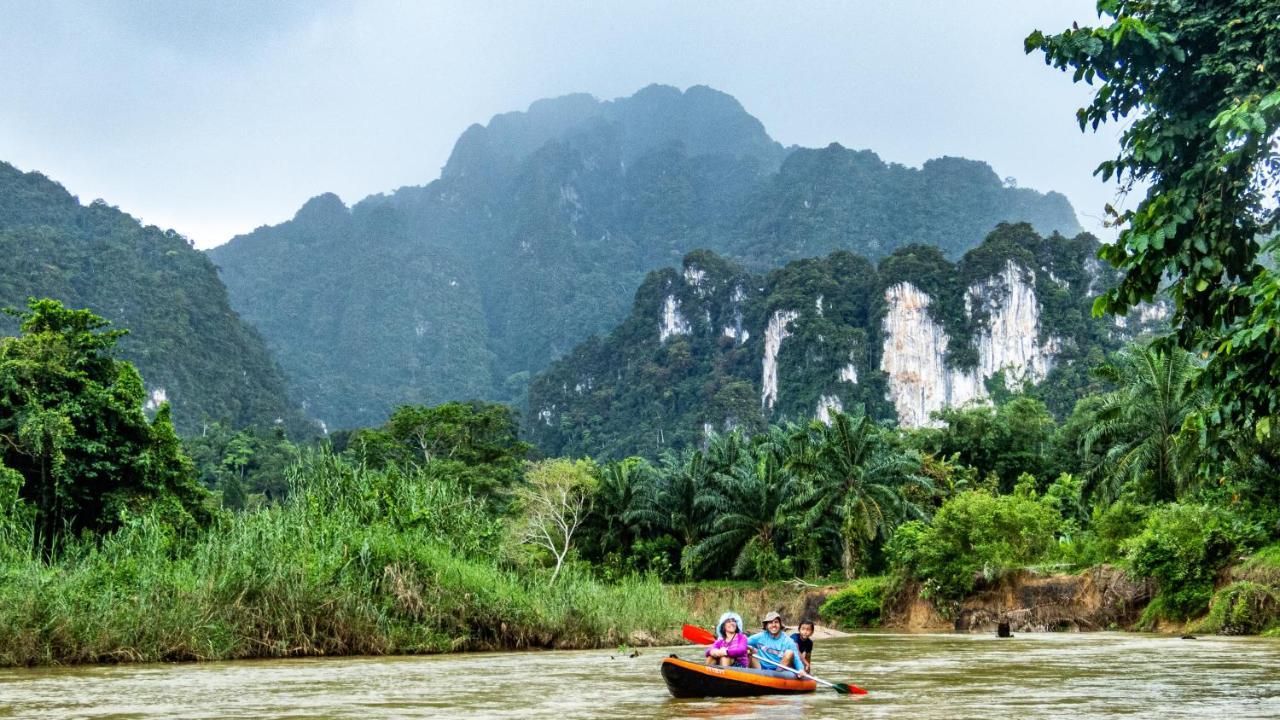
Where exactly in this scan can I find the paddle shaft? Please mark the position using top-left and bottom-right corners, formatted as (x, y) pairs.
(753, 650), (865, 695)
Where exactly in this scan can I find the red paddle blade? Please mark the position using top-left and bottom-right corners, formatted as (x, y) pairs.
(835, 682), (868, 695)
(681, 624), (716, 645)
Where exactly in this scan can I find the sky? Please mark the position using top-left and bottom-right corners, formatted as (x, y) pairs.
(0, 0), (1130, 250)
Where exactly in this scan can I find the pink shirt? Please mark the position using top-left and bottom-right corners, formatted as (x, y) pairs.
(705, 632), (749, 667)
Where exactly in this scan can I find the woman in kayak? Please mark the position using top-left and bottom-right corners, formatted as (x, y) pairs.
(704, 611), (749, 668)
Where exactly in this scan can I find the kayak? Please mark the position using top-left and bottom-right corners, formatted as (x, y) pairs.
(660, 656), (817, 698)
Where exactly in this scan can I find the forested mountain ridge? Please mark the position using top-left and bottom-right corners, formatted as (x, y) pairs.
(527, 223), (1168, 459)
(210, 84), (1082, 431)
(0, 161), (313, 436)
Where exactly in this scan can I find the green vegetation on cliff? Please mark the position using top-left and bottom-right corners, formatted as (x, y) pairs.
(527, 223), (1129, 460)
(0, 161), (310, 436)
(210, 85), (1081, 430)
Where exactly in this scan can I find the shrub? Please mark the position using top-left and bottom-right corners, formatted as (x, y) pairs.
(1192, 581), (1280, 635)
(1125, 503), (1264, 621)
(1058, 499), (1150, 567)
(888, 490), (1059, 601)
(820, 576), (891, 628)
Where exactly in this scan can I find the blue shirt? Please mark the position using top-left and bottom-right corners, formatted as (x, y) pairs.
(747, 630), (804, 672)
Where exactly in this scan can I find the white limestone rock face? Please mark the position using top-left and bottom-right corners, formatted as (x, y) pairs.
(880, 283), (978, 428)
(684, 266), (710, 297)
(143, 387), (168, 412)
(816, 395), (844, 425)
(761, 309), (800, 410)
(659, 295), (691, 342)
(880, 262), (1062, 428)
(722, 285), (749, 344)
(839, 363), (858, 384)
(967, 261), (1059, 387)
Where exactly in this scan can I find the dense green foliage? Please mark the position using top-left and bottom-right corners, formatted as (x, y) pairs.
(3, 297), (1279, 669)
(0, 299), (210, 554)
(0, 451), (685, 665)
(575, 411), (931, 583)
(210, 85), (1081, 430)
(1028, 0), (1280, 437)
(528, 223), (1134, 459)
(344, 402), (531, 495)
(0, 161), (310, 436)
(888, 488), (1060, 602)
(1126, 504), (1263, 621)
(819, 575), (891, 628)
(182, 422), (299, 508)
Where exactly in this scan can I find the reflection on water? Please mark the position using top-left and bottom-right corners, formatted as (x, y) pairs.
(3, 633), (1280, 719)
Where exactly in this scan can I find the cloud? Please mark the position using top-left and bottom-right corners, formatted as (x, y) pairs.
(0, 0), (1122, 249)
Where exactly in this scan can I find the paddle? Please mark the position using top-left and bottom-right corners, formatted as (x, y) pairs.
(680, 624), (867, 695)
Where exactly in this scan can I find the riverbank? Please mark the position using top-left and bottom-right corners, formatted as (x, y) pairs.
(4, 450), (1276, 668)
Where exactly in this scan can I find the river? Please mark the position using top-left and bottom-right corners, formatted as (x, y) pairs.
(3, 632), (1280, 718)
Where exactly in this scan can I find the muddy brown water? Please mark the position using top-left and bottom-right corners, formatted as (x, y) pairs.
(3, 632), (1280, 718)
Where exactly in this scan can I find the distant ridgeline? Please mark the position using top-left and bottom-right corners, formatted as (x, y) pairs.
(526, 223), (1171, 459)
(0, 161), (313, 437)
(209, 84), (1082, 431)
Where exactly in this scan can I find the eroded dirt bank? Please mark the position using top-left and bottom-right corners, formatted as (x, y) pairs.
(882, 566), (1155, 632)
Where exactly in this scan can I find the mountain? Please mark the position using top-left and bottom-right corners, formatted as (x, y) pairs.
(0, 161), (312, 437)
(526, 223), (1168, 459)
(209, 84), (1082, 431)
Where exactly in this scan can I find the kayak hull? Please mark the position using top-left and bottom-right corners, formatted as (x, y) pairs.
(661, 656), (816, 698)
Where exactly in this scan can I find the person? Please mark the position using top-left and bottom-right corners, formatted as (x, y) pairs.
(704, 611), (749, 668)
(747, 610), (805, 676)
(790, 619), (815, 673)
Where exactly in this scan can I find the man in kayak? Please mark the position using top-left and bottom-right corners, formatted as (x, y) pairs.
(747, 611), (805, 676)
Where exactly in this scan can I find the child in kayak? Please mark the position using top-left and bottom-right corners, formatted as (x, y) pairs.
(791, 619), (815, 673)
(704, 611), (749, 668)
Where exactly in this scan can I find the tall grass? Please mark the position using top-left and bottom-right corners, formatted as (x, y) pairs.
(0, 451), (687, 667)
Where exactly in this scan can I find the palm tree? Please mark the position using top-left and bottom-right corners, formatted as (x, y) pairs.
(591, 457), (650, 558)
(628, 448), (715, 575)
(1082, 343), (1207, 503)
(789, 410), (931, 578)
(688, 444), (805, 579)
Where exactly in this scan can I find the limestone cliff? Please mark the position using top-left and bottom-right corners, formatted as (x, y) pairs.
(527, 223), (1151, 459)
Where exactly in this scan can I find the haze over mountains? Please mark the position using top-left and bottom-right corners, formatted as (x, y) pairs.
(210, 84), (1082, 432)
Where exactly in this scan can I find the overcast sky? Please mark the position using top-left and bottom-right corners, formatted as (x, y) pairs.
(1, 0), (1129, 250)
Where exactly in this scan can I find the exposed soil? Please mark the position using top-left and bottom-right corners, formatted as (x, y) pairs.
(882, 565), (1155, 633)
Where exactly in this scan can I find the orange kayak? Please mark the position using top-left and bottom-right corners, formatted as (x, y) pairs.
(660, 656), (817, 698)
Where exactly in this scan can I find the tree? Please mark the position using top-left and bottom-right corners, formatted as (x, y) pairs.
(789, 411), (931, 578)
(1082, 343), (1207, 503)
(918, 396), (1058, 492)
(580, 456), (650, 564)
(512, 458), (597, 584)
(688, 444), (803, 580)
(1027, 1), (1280, 436)
(348, 402), (530, 494)
(629, 448), (715, 574)
(0, 298), (210, 554)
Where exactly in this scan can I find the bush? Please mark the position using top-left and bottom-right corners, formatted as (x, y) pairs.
(820, 576), (891, 628)
(1058, 499), (1149, 567)
(888, 490), (1059, 601)
(0, 451), (689, 666)
(1192, 581), (1280, 635)
(1125, 503), (1264, 621)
